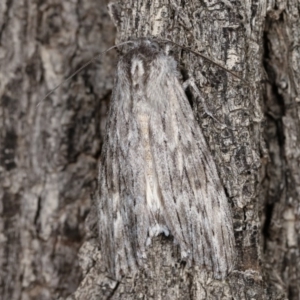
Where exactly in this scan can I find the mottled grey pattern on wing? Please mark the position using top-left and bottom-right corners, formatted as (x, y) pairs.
(97, 39), (235, 280)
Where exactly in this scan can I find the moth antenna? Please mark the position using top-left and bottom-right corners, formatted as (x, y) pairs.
(159, 39), (249, 85)
(37, 40), (135, 107)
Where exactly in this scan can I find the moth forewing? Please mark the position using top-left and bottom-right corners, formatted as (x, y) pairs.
(97, 38), (235, 280)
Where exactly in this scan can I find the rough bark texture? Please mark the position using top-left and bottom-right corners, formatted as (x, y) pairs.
(0, 0), (298, 299)
(0, 0), (116, 299)
(263, 1), (300, 299)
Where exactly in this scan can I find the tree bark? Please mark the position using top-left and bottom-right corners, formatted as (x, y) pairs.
(0, 0), (116, 299)
(263, 1), (300, 299)
(0, 0), (299, 299)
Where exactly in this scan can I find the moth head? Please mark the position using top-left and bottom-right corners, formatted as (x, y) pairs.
(119, 38), (164, 56)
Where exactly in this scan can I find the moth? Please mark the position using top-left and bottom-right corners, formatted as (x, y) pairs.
(97, 38), (235, 280)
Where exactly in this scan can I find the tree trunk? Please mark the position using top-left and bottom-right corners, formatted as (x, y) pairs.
(0, 0), (298, 299)
(0, 0), (116, 299)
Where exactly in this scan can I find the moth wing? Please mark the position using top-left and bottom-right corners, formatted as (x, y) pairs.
(99, 45), (235, 280)
(149, 74), (235, 278)
(98, 65), (151, 278)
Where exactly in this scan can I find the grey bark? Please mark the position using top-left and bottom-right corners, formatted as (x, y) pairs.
(0, 0), (298, 299)
(0, 0), (116, 299)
